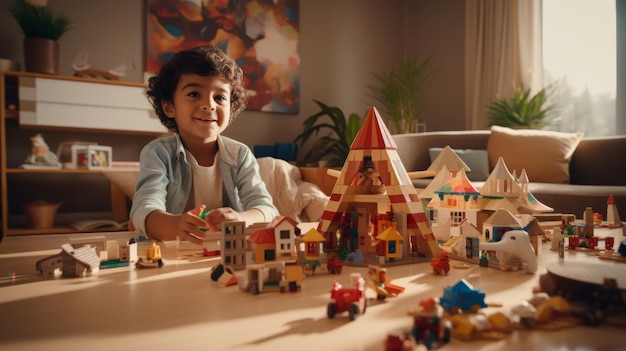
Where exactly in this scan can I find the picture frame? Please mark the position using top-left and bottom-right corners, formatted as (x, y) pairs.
(57, 141), (97, 168)
(71, 145), (112, 170)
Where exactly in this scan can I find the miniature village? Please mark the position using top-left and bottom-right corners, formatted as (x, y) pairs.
(33, 106), (625, 350)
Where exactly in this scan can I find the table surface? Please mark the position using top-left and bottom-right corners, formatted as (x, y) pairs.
(0, 225), (624, 351)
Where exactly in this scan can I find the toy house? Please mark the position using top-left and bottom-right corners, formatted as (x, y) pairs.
(451, 218), (482, 260)
(375, 226), (404, 262)
(426, 154), (553, 240)
(36, 243), (100, 277)
(299, 227), (326, 271)
(316, 106), (439, 260)
(247, 216), (299, 264)
(427, 169), (481, 237)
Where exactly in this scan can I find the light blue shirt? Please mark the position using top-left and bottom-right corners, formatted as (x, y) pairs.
(130, 134), (278, 236)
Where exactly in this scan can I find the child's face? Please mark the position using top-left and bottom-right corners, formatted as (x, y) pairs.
(162, 74), (232, 143)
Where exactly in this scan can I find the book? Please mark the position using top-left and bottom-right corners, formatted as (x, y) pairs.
(20, 163), (62, 169)
(70, 219), (128, 231)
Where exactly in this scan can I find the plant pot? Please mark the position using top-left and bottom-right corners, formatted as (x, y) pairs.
(22, 200), (62, 229)
(23, 38), (59, 75)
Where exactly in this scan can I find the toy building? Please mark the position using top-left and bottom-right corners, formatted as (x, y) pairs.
(220, 221), (247, 270)
(316, 106), (439, 260)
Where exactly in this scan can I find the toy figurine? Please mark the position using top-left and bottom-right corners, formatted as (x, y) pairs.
(24, 133), (61, 167)
(366, 265), (405, 300)
(430, 251), (450, 274)
(408, 298), (452, 350)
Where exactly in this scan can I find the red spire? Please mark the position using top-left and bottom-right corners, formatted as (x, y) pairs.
(350, 106), (397, 150)
(608, 194), (615, 204)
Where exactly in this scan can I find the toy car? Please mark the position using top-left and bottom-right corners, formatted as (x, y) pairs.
(439, 279), (487, 314)
(135, 242), (164, 268)
(327, 273), (367, 321)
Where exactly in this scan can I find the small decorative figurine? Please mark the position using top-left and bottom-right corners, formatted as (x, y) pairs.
(24, 133), (61, 168)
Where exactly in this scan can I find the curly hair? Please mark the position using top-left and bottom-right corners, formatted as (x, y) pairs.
(147, 46), (248, 132)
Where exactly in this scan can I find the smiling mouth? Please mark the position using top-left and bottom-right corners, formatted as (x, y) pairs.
(195, 117), (217, 122)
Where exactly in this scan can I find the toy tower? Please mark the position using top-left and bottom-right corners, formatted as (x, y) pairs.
(606, 194), (622, 228)
(316, 106), (439, 258)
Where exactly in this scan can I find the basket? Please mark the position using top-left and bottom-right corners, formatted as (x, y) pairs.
(22, 200), (62, 229)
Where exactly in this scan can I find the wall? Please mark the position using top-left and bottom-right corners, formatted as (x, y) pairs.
(0, 0), (466, 159)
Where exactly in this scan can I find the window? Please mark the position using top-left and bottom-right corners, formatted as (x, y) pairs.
(543, 0), (616, 136)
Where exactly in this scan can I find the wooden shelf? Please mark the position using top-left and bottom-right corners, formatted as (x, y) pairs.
(1, 71), (154, 237)
(7, 168), (102, 174)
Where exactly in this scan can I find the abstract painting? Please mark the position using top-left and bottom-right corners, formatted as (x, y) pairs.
(146, 0), (300, 113)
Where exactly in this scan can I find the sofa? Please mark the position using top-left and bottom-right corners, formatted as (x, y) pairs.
(391, 126), (626, 219)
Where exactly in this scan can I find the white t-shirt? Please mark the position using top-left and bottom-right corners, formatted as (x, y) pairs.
(185, 149), (223, 212)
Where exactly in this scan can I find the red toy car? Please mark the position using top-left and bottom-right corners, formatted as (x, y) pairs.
(327, 273), (367, 321)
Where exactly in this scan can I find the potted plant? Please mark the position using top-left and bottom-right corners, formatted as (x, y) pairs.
(368, 55), (436, 134)
(294, 100), (363, 167)
(486, 86), (556, 129)
(7, 0), (72, 74)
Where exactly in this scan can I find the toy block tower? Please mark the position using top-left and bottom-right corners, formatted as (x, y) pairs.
(606, 194), (622, 228)
(316, 106), (439, 258)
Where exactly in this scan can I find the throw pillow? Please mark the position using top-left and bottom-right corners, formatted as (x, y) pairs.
(487, 126), (583, 184)
(429, 147), (490, 181)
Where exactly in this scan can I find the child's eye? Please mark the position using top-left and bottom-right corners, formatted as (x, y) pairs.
(187, 92), (200, 98)
(215, 95), (227, 102)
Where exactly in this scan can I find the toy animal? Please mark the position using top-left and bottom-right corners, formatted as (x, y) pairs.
(479, 230), (537, 273)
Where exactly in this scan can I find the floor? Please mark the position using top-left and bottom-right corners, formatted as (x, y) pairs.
(0, 228), (624, 351)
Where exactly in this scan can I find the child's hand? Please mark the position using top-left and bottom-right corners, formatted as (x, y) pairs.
(203, 207), (244, 231)
(177, 205), (210, 245)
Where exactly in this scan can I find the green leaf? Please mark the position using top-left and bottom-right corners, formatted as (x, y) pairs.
(294, 100), (364, 166)
(487, 86), (556, 129)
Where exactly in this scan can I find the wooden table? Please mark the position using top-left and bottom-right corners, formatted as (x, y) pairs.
(0, 227), (623, 351)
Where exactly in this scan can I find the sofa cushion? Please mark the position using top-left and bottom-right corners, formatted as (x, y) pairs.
(429, 147), (489, 181)
(487, 126), (583, 184)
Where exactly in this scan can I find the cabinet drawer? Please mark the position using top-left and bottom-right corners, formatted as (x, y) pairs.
(18, 77), (166, 133)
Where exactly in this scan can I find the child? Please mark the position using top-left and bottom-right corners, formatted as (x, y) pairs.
(130, 46), (278, 245)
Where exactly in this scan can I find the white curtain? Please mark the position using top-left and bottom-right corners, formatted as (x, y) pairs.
(465, 0), (543, 130)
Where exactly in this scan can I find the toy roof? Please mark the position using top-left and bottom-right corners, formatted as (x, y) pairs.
(376, 227), (404, 241)
(482, 208), (522, 227)
(419, 165), (451, 200)
(350, 107), (397, 150)
(268, 215), (298, 229)
(480, 157), (523, 197)
(61, 243), (100, 270)
(434, 169), (480, 197)
(301, 228), (326, 242)
(426, 145), (471, 173)
(248, 228), (275, 244)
